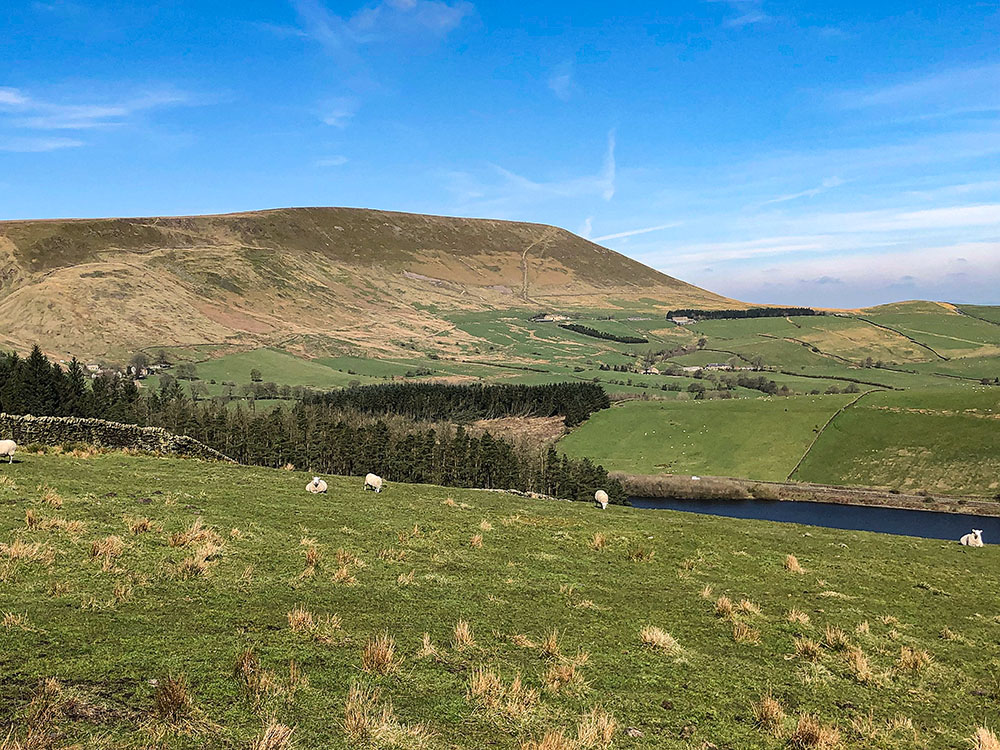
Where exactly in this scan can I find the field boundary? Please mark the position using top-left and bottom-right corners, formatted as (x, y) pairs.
(0, 413), (235, 463)
(857, 317), (950, 361)
(785, 390), (876, 480)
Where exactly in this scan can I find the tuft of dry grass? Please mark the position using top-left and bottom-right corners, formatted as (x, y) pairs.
(249, 721), (294, 750)
(1, 538), (54, 565)
(577, 706), (616, 749)
(732, 622), (760, 644)
(343, 683), (430, 744)
(789, 714), (840, 749)
(89, 535), (125, 570)
(38, 485), (62, 508)
(700, 584), (713, 600)
(823, 625), (851, 651)
(795, 638), (823, 661)
(453, 620), (475, 650)
(153, 674), (193, 723)
(897, 646), (932, 672)
(287, 604), (315, 633)
(855, 620), (870, 635)
(2, 611), (30, 631)
(787, 609), (811, 625)
(125, 515), (155, 535)
(168, 518), (222, 548)
(539, 629), (562, 658)
(470, 533), (483, 549)
(479, 519), (493, 531)
(751, 692), (785, 736)
(397, 570), (416, 586)
(590, 532), (607, 551)
(626, 545), (654, 562)
(332, 565), (357, 586)
(466, 666), (540, 718)
(939, 626), (957, 640)
(416, 633), (438, 659)
(542, 659), (587, 695)
(972, 727), (1000, 750)
(512, 633), (536, 649)
(640, 626), (681, 654)
(784, 554), (805, 573)
(715, 595), (734, 619)
(175, 542), (221, 579)
(846, 646), (875, 684)
(361, 632), (399, 675)
(736, 598), (761, 616)
(0, 475), (16, 490)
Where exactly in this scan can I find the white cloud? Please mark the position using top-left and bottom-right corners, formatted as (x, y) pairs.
(592, 222), (681, 242)
(699, 242), (1000, 307)
(758, 176), (844, 206)
(0, 87), (29, 107)
(0, 136), (83, 152)
(322, 97), (358, 127)
(836, 63), (1000, 111)
(291, 0), (472, 59)
(317, 155), (348, 166)
(578, 216), (593, 238)
(548, 61), (574, 101)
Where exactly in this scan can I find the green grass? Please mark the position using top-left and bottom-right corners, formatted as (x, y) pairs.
(192, 349), (382, 389)
(1, 453), (998, 748)
(558, 395), (854, 478)
(794, 387), (1000, 495)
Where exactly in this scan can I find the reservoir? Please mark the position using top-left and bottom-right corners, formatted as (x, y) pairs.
(630, 496), (1000, 544)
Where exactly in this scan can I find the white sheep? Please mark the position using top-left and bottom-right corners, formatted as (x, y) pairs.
(306, 476), (328, 494)
(0, 440), (15, 464)
(960, 529), (984, 547)
(594, 489), (609, 509)
(364, 473), (383, 493)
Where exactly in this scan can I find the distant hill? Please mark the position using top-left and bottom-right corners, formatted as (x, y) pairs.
(0, 207), (732, 359)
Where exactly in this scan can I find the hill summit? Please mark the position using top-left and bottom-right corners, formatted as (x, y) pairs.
(0, 207), (728, 359)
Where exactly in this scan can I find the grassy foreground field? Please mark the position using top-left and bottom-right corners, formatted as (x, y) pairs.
(2, 454), (999, 749)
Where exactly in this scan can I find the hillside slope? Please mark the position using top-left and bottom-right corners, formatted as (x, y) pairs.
(0, 208), (730, 359)
(1, 453), (997, 748)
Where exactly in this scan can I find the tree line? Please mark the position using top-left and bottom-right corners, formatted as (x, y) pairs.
(306, 381), (610, 428)
(667, 307), (820, 320)
(0, 347), (625, 504)
(558, 323), (648, 345)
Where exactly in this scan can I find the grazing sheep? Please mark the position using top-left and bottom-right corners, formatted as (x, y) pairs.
(960, 529), (984, 547)
(306, 476), (328, 494)
(594, 489), (609, 509)
(0, 440), (15, 464)
(364, 473), (383, 493)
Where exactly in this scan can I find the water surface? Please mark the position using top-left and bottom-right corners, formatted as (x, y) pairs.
(630, 496), (999, 544)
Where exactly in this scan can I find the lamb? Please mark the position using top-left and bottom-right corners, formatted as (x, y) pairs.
(960, 529), (984, 547)
(0, 440), (15, 464)
(594, 489), (609, 509)
(364, 473), (383, 493)
(306, 476), (328, 494)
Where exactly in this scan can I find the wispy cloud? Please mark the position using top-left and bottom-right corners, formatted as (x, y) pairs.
(548, 60), (574, 101)
(592, 222), (681, 242)
(317, 155), (348, 167)
(321, 97), (358, 127)
(0, 136), (83, 152)
(443, 129), (618, 216)
(758, 176), (844, 206)
(291, 0), (471, 61)
(0, 85), (194, 131)
(289, 0), (473, 127)
(708, 0), (771, 28)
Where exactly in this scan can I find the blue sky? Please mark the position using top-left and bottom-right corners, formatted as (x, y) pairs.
(1, 1), (998, 307)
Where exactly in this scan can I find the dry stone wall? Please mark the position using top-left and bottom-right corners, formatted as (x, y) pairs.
(0, 413), (235, 462)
